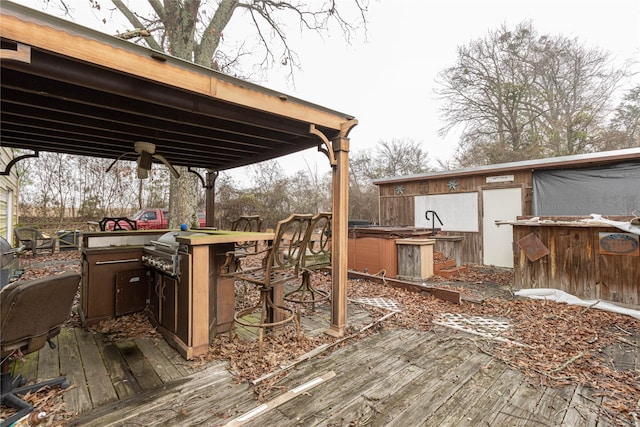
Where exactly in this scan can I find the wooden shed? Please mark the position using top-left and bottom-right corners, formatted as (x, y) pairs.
(506, 215), (640, 307)
(373, 148), (640, 268)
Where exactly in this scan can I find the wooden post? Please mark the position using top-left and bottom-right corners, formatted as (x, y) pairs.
(205, 170), (217, 228)
(326, 120), (357, 337)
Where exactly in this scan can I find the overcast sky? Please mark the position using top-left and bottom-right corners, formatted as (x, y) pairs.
(11, 0), (640, 180)
(272, 0), (640, 167)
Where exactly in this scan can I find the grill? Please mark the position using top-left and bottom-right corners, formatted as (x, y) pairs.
(142, 231), (205, 276)
(1, 236), (23, 288)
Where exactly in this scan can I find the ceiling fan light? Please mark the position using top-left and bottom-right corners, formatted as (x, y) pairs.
(137, 166), (149, 179)
(138, 150), (153, 170)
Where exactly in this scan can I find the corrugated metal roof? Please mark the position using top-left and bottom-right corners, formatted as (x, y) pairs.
(373, 148), (640, 185)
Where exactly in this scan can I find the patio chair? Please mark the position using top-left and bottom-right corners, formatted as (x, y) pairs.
(0, 272), (81, 427)
(13, 227), (55, 257)
(285, 212), (332, 312)
(228, 215), (262, 272)
(223, 213), (312, 357)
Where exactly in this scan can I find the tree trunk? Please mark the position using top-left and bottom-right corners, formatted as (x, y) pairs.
(168, 166), (200, 228)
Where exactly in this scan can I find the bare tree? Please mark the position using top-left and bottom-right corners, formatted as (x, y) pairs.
(348, 138), (432, 222)
(436, 21), (627, 166)
(599, 85), (640, 150)
(84, 0), (370, 228)
(19, 153), (170, 220)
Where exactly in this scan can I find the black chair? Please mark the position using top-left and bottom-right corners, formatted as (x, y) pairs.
(98, 217), (137, 231)
(0, 272), (81, 427)
(13, 227), (55, 257)
(223, 214), (311, 357)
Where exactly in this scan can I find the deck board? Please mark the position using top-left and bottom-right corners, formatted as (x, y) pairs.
(456, 365), (525, 426)
(134, 337), (185, 382)
(263, 332), (431, 425)
(75, 330), (118, 406)
(329, 358), (427, 425)
(5, 306), (630, 426)
(486, 378), (547, 426)
(114, 339), (163, 391)
(427, 357), (509, 426)
(387, 352), (495, 426)
(12, 351), (38, 384)
(378, 346), (483, 426)
(37, 336), (59, 381)
(563, 384), (605, 426)
(57, 328), (92, 414)
(153, 336), (198, 376)
(73, 363), (239, 426)
(94, 332), (142, 399)
(535, 384), (578, 426)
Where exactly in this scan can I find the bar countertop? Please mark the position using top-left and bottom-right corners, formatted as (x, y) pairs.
(175, 230), (275, 245)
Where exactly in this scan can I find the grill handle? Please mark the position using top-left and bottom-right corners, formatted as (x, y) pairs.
(95, 258), (139, 265)
(149, 240), (175, 249)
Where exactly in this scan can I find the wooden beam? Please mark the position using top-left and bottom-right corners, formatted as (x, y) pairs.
(0, 8), (350, 130)
(346, 270), (462, 305)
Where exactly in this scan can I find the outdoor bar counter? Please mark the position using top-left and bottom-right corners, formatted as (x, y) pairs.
(81, 228), (274, 359)
(501, 216), (640, 308)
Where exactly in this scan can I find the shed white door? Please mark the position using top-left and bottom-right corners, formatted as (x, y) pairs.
(482, 187), (522, 267)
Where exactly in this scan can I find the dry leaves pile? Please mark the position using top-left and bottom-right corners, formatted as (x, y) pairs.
(0, 387), (72, 427)
(86, 311), (161, 340)
(17, 251), (82, 280)
(477, 300), (640, 416)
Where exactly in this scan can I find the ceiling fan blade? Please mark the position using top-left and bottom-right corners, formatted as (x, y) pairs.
(154, 153), (180, 179)
(105, 151), (136, 173)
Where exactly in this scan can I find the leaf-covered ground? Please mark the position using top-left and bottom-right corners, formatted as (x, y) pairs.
(3, 250), (639, 426)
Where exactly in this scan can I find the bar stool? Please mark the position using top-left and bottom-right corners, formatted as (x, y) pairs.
(223, 214), (312, 357)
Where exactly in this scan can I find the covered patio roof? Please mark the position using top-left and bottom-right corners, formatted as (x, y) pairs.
(0, 1), (354, 171)
(0, 0), (356, 336)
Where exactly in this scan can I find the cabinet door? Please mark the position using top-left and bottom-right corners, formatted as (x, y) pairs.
(176, 261), (191, 345)
(83, 249), (143, 322)
(162, 276), (178, 334)
(115, 268), (149, 316)
(149, 270), (162, 323)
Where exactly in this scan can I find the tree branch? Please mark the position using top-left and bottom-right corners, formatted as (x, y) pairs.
(111, 0), (163, 51)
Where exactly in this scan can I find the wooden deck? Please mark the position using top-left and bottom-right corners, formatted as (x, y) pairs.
(8, 297), (636, 426)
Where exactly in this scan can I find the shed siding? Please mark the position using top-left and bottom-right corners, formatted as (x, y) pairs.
(513, 224), (640, 307)
(378, 170), (532, 264)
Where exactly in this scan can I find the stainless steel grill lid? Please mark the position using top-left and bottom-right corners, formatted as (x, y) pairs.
(0, 236), (15, 268)
(150, 231), (206, 254)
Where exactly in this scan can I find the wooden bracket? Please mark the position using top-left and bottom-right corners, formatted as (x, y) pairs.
(188, 168), (219, 189)
(309, 125), (337, 167)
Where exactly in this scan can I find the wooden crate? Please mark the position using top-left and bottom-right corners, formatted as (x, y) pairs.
(396, 238), (435, 280)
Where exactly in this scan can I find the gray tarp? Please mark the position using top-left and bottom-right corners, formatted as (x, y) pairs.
(532, 161), (640, 216)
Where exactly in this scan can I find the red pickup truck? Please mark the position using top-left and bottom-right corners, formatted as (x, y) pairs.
(107, 208), (206, 230)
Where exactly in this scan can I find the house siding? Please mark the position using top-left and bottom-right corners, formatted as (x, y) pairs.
(0, 147), (20, 242)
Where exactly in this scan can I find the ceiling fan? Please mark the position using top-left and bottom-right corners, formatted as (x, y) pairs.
(106, 141), (180, 179)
